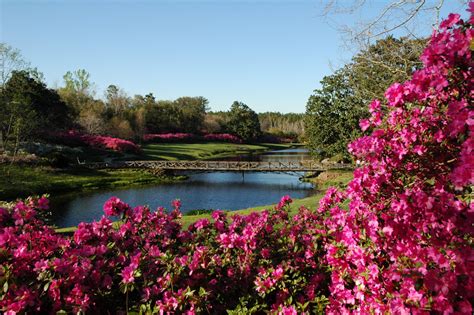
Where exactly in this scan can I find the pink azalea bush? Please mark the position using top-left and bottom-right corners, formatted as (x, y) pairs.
(0, 196), (330, 313)
(1, 7), (473, 314)
(319, 9), (473, 313)
(55, 130), (141, 154)
(143, 133), (197, 142)
(203, 133), (243, 143)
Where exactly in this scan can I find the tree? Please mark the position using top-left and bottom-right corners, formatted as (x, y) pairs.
(305, 67), (366, 160)
(321, 0), (467, 46)
(105, 84), (130, 117)
(0, 71), (71, 152)
(0, 43), (45, 89)
(227, 101), (261, 142)
(348, 36), (427, 103)
(0, 43), (30, 88)
(305, 36), (426, 160)
(58, 69), (94, 117)
(173, 96), (208, 133)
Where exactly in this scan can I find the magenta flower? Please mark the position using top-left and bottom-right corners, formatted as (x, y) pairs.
(103, 197), (130, 216)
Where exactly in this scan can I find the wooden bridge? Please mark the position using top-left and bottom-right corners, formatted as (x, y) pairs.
(85, 160), (352, 173)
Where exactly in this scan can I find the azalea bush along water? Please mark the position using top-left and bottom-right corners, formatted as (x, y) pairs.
(1, 8), (473, 314)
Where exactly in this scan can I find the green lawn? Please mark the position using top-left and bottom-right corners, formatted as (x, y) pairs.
(129, 142), (295, 161)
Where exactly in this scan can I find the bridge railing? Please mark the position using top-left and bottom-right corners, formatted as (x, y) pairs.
(84, 160), (352, 172)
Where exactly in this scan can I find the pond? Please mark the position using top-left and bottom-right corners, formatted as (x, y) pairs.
(50, 148), (315, 227)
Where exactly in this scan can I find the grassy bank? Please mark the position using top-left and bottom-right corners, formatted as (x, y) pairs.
(0, 165), (182, 201)
(131, 142), (296, 161)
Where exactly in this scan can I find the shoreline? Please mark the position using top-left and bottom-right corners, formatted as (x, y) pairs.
(0, 142), (297, 201)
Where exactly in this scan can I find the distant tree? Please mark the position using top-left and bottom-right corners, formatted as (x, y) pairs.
(0, 71), (71, 152)
(145, 100), (175, 133)
(58, 69), (94, 117)
(105, 84), (130, 117)
(227, 101), (261, 142)
(305, 67), (366, 161)
(77, 100), (106, 135)
(107, 116), (134, 139)
(173, 96), (208, 133)
(258, 112), (305, 137)
(0, 43), (45, 89)
(0, 43), (30, 88)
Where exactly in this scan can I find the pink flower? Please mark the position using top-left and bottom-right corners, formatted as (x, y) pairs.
(279, 306), (297, 315)
(121, 266), (135, 284)
(171, 199), (182, 209)
(103, 197), (130, 216)
(440, 13), (461, 29)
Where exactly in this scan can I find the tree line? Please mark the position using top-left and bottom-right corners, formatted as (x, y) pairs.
(0, 43), (305, 153)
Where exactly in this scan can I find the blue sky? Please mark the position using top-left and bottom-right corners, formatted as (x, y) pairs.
(0, 0), (468, 113)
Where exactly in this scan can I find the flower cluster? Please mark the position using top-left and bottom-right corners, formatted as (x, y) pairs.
(143, 133), (197, 142)
(143, 133), (243, 144)
(1, 196), (330, 313)
(318, 9), (473, 313)
(54, 130), (141, 153)
(203, 133), (243, 143)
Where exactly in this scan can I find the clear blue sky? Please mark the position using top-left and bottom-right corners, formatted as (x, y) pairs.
(0, 0), (468, 113)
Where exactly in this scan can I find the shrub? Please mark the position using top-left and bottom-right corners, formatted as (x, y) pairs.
(54, 130), (141, 154)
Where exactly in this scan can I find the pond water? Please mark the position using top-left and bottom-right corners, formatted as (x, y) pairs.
(50, 148), (315, 227)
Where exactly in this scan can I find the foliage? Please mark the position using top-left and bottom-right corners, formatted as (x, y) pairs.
(145, 97), (208, 134)
(227, 101), (262, 142)
(258, 112), (305, 137)
(54, 130), (140, 153)
(305, 37), (426, 160)
(0, 71), (71, 152)
(317, 11), (473, 313)
(143, 133), (198, 143)
(348, 36), (427, 104)
(305, 67), (366, 160)
(0, 195), (331, 314)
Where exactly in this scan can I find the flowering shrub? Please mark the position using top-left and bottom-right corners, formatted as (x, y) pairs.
(318, 9), (473, 313)
(0, 196), (331, 313)
(143, 133), (197, 142)
(203, 133), (243, 143)
(54, 130), (141, 153)
(0, 7), (472, 314)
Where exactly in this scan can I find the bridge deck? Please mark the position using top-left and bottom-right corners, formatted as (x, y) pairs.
(86, 160), (352, 172)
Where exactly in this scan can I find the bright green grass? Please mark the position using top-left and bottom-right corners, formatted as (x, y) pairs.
(130, 142), (294, 161)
